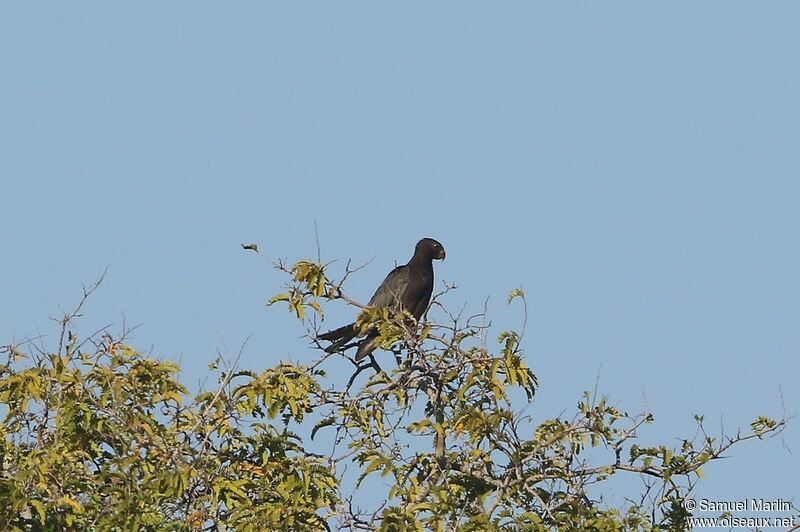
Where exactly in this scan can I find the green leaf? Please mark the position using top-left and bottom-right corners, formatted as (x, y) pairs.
(507, 287), (525, 304)
(311, 415), (336, 440)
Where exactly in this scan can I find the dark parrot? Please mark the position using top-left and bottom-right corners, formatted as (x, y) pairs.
(318, 238), (446, 361)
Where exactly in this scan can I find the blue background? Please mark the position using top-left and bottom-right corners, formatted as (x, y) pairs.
(2, 3), (797, 517)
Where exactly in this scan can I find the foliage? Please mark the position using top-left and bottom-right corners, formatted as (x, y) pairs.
(0, 282), (336, 531)
(259, 252), (790, 530)
(0, 258), (789, 531)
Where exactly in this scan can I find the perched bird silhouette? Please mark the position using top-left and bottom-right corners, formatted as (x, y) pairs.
(318, 238), (446, 361)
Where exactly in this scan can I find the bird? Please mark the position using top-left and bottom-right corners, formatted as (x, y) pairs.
(318, 238), (446, 361)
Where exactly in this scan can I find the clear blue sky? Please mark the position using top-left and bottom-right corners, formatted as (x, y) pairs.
(2, 2), (798, 516)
